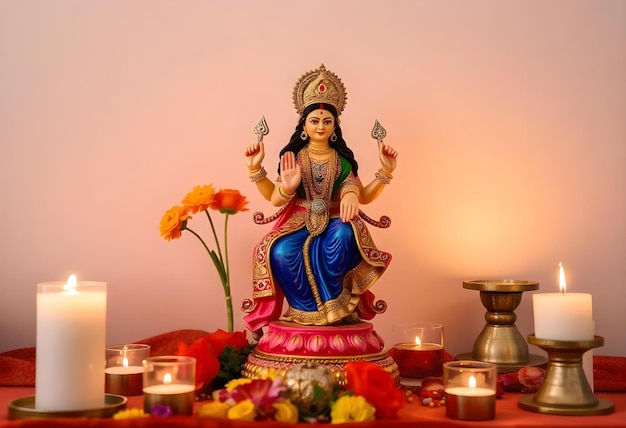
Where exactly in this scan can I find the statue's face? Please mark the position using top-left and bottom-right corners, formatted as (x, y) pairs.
(304, 109), (335, 144)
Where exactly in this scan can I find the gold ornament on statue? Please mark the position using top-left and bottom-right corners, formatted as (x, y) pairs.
(253, 116), (269, 142)
(371, 119), (387, 146)
(283, 362), (336, 418)
(292, 64), (347, 115)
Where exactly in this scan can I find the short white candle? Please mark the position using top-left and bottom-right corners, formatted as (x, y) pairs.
(533, 263), (593, 341)
(104, 366), (144, 375)
(35, 275), (107, 410)
(445, 386), (495, 397)
(142, 384), (195, 394)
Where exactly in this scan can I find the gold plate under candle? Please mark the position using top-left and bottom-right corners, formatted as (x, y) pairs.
(462, 279), (539, 292)
(518, 394), (615, 416)
(8, 394), (127, 420)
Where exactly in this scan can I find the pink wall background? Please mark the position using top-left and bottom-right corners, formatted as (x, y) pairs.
(1, 1), (624, 357)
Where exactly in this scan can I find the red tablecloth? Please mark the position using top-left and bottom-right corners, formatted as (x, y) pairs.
(2, 330), (625, 427)
(0, 387), (624, 428)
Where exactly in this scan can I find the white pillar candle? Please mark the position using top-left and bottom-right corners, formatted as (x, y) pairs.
(36, 275), (107, 410)
(532, 263), (593, 341)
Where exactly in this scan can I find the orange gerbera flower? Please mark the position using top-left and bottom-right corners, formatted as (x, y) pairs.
(211, 189), (249, 215)
(159, 205), (189, 241)
(182, 184), (216, 214)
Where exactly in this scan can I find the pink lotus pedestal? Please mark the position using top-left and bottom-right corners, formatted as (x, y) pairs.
(242, 320), (399, 385)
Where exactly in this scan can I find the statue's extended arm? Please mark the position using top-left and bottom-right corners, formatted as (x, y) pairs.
(359, 143), (398, 204)
(246, 142), (302, 206)
(246, 141), (274, 201)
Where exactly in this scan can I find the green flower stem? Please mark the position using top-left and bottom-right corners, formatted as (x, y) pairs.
(223, 213), (233, 333)
(223, 213), (231, 289)
(184, 225), (233, 332)
(184, 227), (212, 260)
(206, 210), (233, 333)
(205, 210), (225, 269)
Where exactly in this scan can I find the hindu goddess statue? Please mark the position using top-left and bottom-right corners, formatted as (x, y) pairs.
(241, 65), (398, 345)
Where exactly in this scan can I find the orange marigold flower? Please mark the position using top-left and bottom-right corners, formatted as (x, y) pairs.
(210, 189), (249, 215)
(159, 206), (189, 241)
(183, 184), (216, 214)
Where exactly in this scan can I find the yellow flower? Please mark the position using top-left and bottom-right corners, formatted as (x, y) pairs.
(198, 401), (231, 419)
(112, 408), (150, 419)
(261, 369), (281, 380)
(225, 377), (253, 391)
(182, 184), (216, 214)
(159, 205), (189, 241)
(273, 399), (299, 423)
(227, 399), (257, 421)
(330, 395), (376, 424)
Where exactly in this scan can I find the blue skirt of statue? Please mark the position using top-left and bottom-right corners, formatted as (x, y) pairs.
(271, 218), (362, 312)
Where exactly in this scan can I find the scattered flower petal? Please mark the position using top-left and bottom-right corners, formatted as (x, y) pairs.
(113, 408), (150, 419)
(150, 404), (173, 418)
(198, 401), (231, 419)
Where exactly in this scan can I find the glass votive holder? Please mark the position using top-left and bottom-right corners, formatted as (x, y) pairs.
(105, 344), (150, 396)
(143, 356), (196, 415)
(391, 322), (444, 385)
(444, 360), (497, 421)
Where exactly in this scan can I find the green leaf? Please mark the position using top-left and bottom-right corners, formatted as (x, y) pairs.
(313, 384), (326, 400)
(208, 250), (227, 284)
(212, 344), (256, 390)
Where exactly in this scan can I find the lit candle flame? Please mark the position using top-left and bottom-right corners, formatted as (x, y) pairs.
(469, 375), (477, 389)
(163, 373), (172, 384)
(414, 336), (422, 347)
(63, 274), (78, 294)
(559, 262), (567, 295)
(122, 356), (129, 369)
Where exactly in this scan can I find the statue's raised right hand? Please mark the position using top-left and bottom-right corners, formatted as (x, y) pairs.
(279, 151), (301, 193)
(245, 141), (265, 171)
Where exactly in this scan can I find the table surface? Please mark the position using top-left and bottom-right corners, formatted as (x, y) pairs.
(0, 387), (624, 427)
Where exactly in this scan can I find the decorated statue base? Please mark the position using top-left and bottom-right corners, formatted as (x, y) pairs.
(242, 321), (399, 386)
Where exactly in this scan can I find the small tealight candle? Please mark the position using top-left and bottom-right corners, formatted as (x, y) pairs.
(105, 344), (150, 396)
(391, 322), (444, 384)
(444, 360), (497, 421)
(143, 356), (196, 415)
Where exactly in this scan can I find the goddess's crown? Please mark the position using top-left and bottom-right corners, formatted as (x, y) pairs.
(292, 64), (347, 116)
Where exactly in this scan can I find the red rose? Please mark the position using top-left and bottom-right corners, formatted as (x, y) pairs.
(200, 329), (249, 355)
(175, 330), (249, 391)
(345, 361), (406, 419)
(210, 189), (249, 215)
(175, 339), (220, 391)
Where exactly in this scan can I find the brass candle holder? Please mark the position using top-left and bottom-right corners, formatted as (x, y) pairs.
(518, 334), (614, 415)
(458, 280), (546, 372)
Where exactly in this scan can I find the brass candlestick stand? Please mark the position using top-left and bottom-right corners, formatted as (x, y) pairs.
(518, 334), (614, 415)
(458, 280), (546, 372)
